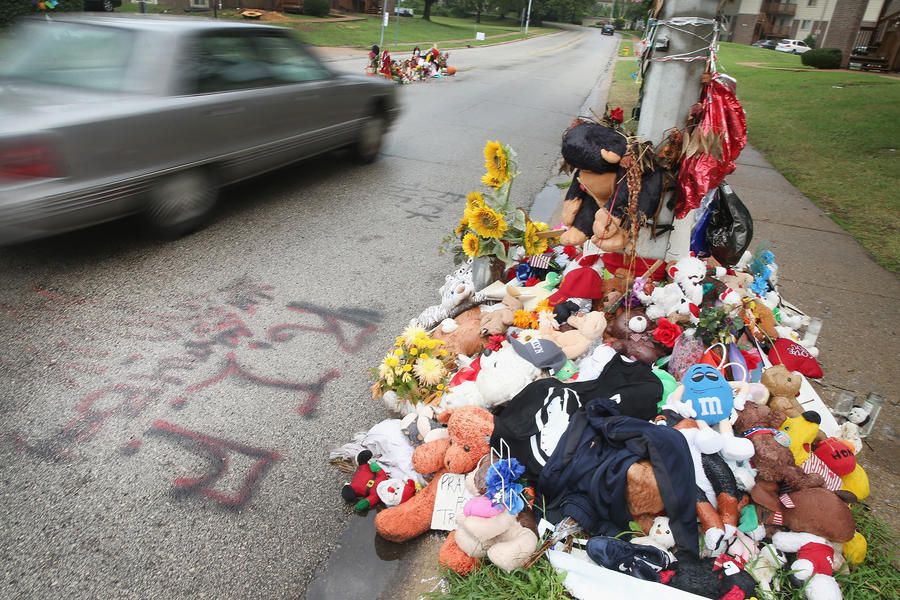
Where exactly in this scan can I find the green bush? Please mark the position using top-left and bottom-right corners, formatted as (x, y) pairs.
(2, 1), (84, 28)
(303, 0), (330, 18)
(801, 47), (842, 69)
(614, 17), (625, 29)
(803, 34), (816, 49)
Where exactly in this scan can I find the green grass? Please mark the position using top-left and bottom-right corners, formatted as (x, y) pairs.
(607, 57), (640, 125)
(291, 15), (556, 51)
(715, 41), (900, 272)
(618, 33), (639, 57)
(429, 504), (898, 599)
(426, 559), (570, 600)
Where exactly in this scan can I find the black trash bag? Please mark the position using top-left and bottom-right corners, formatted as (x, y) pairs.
(705, 182), (753, 266)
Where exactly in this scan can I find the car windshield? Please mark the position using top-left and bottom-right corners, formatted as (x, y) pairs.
(0, 21), (135, 92)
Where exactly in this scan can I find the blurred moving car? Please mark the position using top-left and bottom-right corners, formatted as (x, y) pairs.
(751, 39), (777, 50)
(775, 39), (811, 54)
(0, 15), (400, 244)
(601, 24), (615, 36)
(84, 0), (122, 11)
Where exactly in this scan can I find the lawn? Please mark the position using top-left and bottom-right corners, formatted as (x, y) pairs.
(714, 42), (900, 272)
(291, 15), (555, 51)
(607, 58), (640, 125)
(117, 6), (555, 50)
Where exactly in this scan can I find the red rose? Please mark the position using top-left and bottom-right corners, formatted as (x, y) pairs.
(740, 347), (761, 371)
(652, 318), (682, 348)
(609, 107), (624, 124)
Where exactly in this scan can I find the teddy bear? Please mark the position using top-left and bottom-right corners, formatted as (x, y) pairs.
(374, 406), (494, 543)
(742, 298), (779, 343)
(413, 260), (487, 331)
(440, 342), (541, 411)
(732, 403), (825, 492)
(772, 532), (843, 600)
(431, 307), (486, 358)
(439, 459), (539, 575)
(536, 310), (607, 360)
(630, 516), (676, 563)
(341, 450), (389, 512)
(760, 365), (803, 418)
(636, 256), (706, 324)
(604, 308), (668, 365)
(750, 480), (855, 544)
(478, 295), (524, 337)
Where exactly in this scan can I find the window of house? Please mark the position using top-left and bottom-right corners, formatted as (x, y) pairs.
(801, 19), (811, 29)
(807, 0), (817, 6)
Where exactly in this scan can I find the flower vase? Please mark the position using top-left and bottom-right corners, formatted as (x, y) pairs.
(471, 256), (504, 291)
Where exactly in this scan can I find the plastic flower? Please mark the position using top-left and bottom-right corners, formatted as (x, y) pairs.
(609, 106), (624, 124)
(523, 220), (549, 256)
(469, 206), (507, 239)
(485, 458), (526, 514)
(462, 232), (480, 258)
(402, 325), (427, 346)
(652, 318), (683, 348)
(413, 356), (446, 386)
(513, 309), (537, 329)
(482, 140), (509, 188)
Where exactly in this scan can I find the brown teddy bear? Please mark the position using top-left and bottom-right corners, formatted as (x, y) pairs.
(732, 403), (824, 491)
(374, 406), (494, 543)
(742, 298), (778, 342)
(751, 480), (856, 543)
(479, 295), (524, 337)
(604, 308), (668, 365)
(431, 306), (486, 357)
(538, 310), (607, 360)
(760, 365), (803, 418)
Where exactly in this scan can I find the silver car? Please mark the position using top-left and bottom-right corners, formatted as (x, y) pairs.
(0, 15), (399, 243)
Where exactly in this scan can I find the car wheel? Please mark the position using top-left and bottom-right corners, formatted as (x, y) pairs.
(792, 50), (798, 54)
(103, 0), (115, 11)
(145, 169), (218, 238)
(353, 113), (386, 164)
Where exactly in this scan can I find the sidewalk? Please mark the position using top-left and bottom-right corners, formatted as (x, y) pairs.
(728, 146), (900, 531)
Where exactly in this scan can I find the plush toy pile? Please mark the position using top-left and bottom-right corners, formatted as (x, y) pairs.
(329, 127), (875, 599)
(365, 44), (456, 83)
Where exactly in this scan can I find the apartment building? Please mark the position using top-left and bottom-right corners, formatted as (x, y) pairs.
(721, 0), (884, 45)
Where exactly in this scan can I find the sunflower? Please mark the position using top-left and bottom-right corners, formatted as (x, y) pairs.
(482, 141), (509, 189)
(455, 215), (469, 236)
(413, 356), (446, 386)
(469, 206), (507, 239)
(523, 220), (549, 256)
(462, 232), (480, 258)
(465, 191), (485, 213)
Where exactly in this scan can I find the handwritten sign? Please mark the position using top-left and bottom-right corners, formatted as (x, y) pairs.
(430, 473), (474, 531)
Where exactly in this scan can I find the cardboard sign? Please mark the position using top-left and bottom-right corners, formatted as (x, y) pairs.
(430, 473), (473, 531)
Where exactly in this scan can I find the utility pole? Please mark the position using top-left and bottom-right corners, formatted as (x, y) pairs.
(525, 0), (533, 34)
(634, 0), (719, 261)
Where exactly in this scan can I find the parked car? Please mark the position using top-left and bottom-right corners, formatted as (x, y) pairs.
(394, 7), (414, 17)
(775, 39), (811, 54)
(0, 15), (400, 244)
(84, 0), (122, 11)
(751, 39), (777, 50)
(601, 24), (615, 36)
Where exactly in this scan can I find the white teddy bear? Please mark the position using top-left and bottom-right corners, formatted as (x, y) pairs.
(441, 342), (541, 411)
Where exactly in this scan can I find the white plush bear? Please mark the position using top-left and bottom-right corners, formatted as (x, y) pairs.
(631, 516), (677, 562)
(636, 256), (706, 324)
(440, 342), (541, 411)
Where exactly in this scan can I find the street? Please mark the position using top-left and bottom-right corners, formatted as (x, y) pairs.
(0, 26), (618, 599)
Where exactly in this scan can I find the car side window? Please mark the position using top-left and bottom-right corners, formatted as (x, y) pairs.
(252, 34), (332, 83)
(189, 33), (273, 94)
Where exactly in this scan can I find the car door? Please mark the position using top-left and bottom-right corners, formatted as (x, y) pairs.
(249, 31), (361, 157)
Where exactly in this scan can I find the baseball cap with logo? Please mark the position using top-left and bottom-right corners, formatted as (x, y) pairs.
(507, 334), (567, 375)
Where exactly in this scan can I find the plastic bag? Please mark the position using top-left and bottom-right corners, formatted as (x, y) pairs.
(706, 182), (753, 266)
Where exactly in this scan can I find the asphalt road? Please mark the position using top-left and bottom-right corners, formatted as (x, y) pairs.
(0, 26), (618, 599)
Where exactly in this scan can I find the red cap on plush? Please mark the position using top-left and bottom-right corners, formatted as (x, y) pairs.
(548, 267), (604, 304)
(814, 438), (856, 476)
(768, 338), (824, 379)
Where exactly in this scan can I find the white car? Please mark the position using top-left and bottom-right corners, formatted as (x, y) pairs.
(776, 39), (811, 54)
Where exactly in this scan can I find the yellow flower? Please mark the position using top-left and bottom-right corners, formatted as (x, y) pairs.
(395, 336), (404, 347)
(437, 384), (445, 390)
(402, 325), (427, 346)
(464, 191), (485, 218)
(524, 220), (549, 256)
(393, 348), (403, 357)
(462, 233), (480, 258)
(438, 349), (448, 357)
(413, 356), (446, 386)
(455, 215), (468, 236)
(403, 364), (413, 373)
(409, 347), (419, 356)
(420, 353), (429, 360)
(469, 206), (507, 239)
(482, 140), (509, 189)
(385, 356), (399, 368)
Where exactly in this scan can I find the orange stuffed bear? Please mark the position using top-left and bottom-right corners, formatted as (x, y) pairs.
(374, 406), (494, 543)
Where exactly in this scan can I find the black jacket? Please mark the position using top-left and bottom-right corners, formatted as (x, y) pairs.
(537, 397), (699, 556)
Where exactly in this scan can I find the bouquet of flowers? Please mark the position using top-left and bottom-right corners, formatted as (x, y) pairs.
(442, 141), (554, 266)
(371, 325), (454, 406)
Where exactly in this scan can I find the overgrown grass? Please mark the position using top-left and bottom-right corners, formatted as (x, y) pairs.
(836, 504), (900, 600)
(607, 57), (640, 126)
(716, 41), (900, 272)
(291, 15), (556, 50)
(426, 559), (570, 600)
